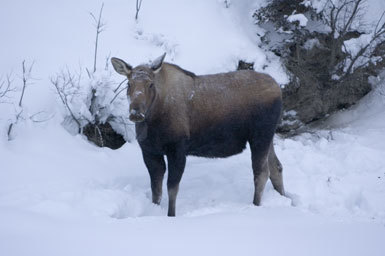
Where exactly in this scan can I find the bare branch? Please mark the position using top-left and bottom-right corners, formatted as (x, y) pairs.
(105, 52), (111, 71)
(19, 60), (28, 107)
(340, 0), (363, 36)
(374, 11), (385, 34)
(51, 76), (82, 132)
(113, 78), (128, 93)
(325, 0), (364, 38)
(0, 74), (15, 100)
(90, 3), (106, 73)
(110, 85), (128, 104)
(86, 68), (92, 79)
(324, 0), (370, 70)
(89, 12), (98, 24)
(95, 125), (104, 147)
(8, 60), (34, 140)
(343, 9), (385, 75)
(135, 0), (143, 21)
(29, 111), (55, 123)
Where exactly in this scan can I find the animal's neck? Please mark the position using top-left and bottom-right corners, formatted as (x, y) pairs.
(135, 122), (148, 142)
(144, 88), (163, 124)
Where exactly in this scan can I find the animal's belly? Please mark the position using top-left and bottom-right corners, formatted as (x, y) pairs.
(187, 125), (248, 158)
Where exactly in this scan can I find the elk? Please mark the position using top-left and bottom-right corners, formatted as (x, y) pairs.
(111, 53), (284, 216)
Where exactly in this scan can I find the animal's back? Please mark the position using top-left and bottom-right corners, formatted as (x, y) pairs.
(186, 70), (282, 158)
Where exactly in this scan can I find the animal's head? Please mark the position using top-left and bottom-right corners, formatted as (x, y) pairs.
(111, 53), (166, 123)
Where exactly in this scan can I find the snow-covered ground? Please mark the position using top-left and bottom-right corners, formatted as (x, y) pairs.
(2, 82), (385, 256)
(1, 0), (385, 255)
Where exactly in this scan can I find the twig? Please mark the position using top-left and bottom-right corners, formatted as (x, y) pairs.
(105, 52), (111, 71)
(7, 109), (23, 139)
(113, 78), (128, 93)
(343, 10), (385, 75)
(95, 125), (104, 147)
(8, 60), (34, 140)
(90, 3), (106, 73)
(374, 11), (385, 34)
(0, 74), (15, 100)
(29, 111), (55, 123)
(110, 85), (128, 104)
(135, 0), (143, 21)
(51, 76), (82, 132)
(340, 0), (363, 36)
(19, 60), (28, 107)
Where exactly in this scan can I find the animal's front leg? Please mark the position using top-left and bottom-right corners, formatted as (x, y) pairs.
(166, 145), (186, 217)
(142, 151), (166, 205)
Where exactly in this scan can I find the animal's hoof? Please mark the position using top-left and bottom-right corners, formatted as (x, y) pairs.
(253, 197), (262, 206)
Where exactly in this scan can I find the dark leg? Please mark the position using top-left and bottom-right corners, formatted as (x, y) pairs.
(249, 139), (271, 206)
(166, 143), (186, 217)
(268, 144), (285, 196)
(142, 151), (166, 205)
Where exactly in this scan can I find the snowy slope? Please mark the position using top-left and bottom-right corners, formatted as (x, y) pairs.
(1, 84), (385, 256)
(1, 0), (385, 255)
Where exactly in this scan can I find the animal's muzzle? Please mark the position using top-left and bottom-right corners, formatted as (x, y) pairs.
(129, 108), (145, 123)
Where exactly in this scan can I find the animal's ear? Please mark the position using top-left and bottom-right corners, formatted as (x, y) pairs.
(111, 57), (132, 76)
(151, 53), (166, 73)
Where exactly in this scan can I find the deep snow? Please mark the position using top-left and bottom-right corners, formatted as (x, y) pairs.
(1, 84), (385, 256)
(1, 0), (385, 255)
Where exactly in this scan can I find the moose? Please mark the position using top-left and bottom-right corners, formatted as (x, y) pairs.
(111, 53), (285, 216)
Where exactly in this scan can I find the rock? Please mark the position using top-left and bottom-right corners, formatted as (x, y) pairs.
(83, 122), (126, 149)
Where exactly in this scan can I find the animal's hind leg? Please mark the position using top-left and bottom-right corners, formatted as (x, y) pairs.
(268, 144), (285, 196)
(249, 140), (270, 206)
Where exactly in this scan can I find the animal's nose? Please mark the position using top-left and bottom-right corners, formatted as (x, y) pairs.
(130, 108), (140, 115)
(129, 104), (145, 122)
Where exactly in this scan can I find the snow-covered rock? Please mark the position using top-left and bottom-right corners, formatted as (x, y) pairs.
(287, 13), (308, 27)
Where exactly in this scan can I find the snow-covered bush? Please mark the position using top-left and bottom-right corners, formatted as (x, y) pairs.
(49, 3), (135, 149)
(52, 68), (134, 149)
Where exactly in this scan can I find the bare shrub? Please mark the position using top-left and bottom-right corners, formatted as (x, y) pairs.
(7, 61), (34, 139)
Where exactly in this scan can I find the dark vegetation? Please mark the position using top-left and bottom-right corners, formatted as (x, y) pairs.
(254, 0), (385, 134)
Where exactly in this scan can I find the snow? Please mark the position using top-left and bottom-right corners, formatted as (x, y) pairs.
(287, 13), (309, 27)
(1, 0), (385, 255)
(1, 84), (385, 255)
(303, 38), (321, 50)
(309, 0), (385, 25)
(342, 31), (384, 74)
(1, 102), (385, 255)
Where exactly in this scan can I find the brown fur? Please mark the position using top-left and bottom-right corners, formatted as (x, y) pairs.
(148, 63), (281, 137)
